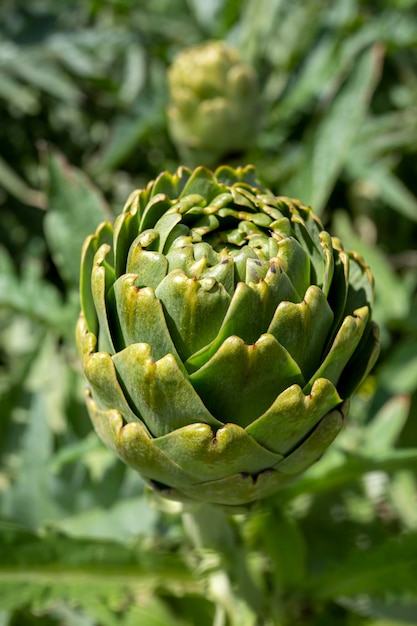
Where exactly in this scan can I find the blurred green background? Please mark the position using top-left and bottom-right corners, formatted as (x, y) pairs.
(1, 1), (417, 625)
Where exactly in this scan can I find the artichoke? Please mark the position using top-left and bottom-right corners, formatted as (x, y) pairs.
(77, 165), (379, 510)
(167, 41), (259, 166)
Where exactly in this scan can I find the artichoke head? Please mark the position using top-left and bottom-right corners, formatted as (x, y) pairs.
(77, 165), (379, 510)
(167, 41), (259, 166)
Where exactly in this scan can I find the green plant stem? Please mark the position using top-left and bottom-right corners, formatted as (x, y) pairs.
(182, 504), (265, 625)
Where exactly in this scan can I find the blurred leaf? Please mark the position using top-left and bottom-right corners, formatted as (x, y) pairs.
(267, 34), (340, 116)
(123, 600), (190, 626)
(390, 471), (417, 530)
(370, 165), (417, 222)
(362, 395), (411, 456)
(351, 113), (417, 161)
(47, 33), (101, 77)
(94, 98), (165, 173)
(11, 51), (81, 102)
(286, 44), (383, 214)
(119, 42), (146, 106)
(1, 391), (62, 529)
(187, 0), (225, 30)
(339, 596), (417, 625)
(258, 508), (306, 589)
(379, 341), (417, 394)
(0, 525), (198, 612)
(279, 442), (417, 502)
(332, 210), (411, 325)
(0, 69), (38, 114)
(44, 152), (111, 288)
(313, 531), (417, 598)
(348, 160), (417, 223)
(0, 247), (77, 336)
(0, 154), (45, 208)
(41, 603), (96, 626)
(54, 497), (158, 542)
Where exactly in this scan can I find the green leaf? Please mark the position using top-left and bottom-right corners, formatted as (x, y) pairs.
(339, 596), (417, 625)
(0, 68), (38, 114)
(0, 154), (45, 207)
(123, 600), (190, 626)
(12, 52), (81, 102)
(332, 210), (411, 324)
(54, 497), (157, 542)
(0, 247), (76, 337)
(0, 525), (196, 613)
(378, 341), (417, 394)
(279, 446), (417, 501)
(362, 395), (411, 456)
(347, 158), (417, 224)
(259, 509), (306, 589)
(313, 531), (417, 598)
(1, 392), (61, 530)
(94, 100), (164, 172)
(44, 152), (111, 288)
(286, 45), (382, 214)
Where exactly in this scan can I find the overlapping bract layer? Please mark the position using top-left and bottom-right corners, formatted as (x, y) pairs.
(77, 165), (379, 508)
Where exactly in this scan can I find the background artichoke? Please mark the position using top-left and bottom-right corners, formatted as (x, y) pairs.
(167, 41), (259, 166)
(77, 165), (379, 510)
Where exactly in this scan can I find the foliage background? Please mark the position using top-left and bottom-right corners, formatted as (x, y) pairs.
(1, 0), (417, 624)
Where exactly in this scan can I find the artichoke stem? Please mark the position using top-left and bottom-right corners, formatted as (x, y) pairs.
(182, 505), (265, 620)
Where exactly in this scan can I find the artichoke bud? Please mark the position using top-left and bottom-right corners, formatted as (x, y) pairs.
(77, 165), (380, 511)
(167, 41), (259, 166)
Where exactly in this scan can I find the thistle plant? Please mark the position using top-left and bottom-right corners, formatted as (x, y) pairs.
(76, 165), (379, 512)
(167, 41), (259, 166)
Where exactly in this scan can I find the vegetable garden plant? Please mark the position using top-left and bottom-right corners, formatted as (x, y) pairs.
(77, 165), (379, 510)
(1, 3), (417, 625)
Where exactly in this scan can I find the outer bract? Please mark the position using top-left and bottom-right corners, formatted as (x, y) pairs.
(77, 165), (379, 510)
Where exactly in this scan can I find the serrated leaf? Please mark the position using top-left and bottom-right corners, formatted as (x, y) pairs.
(0, 526), (197, 613)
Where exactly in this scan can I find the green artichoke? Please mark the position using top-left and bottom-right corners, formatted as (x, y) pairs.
(77, 165), (379, 509)
(167, 41), (259, 166)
